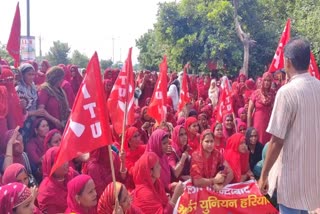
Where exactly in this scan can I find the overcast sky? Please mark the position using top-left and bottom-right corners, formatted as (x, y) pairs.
(1, 0), (174, 64)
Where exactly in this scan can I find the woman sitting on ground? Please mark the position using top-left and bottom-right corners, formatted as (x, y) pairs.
(190, 129), (233, 188)
(132, 152), (184, 214)
(224, 133), (254, 183)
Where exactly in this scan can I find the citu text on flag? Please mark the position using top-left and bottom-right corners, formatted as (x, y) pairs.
(147, 56), (168, 125)
(50, 52), (113, 176)
(107, 48), (135, 135)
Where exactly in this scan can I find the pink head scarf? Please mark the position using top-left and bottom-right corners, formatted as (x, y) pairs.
(224, 133), (249, 182)
(132, 152), (168, 213)
(2, 163), (27, 184)
(171, 125), (186, 157)
(146, 129), (171, 189)
(43, 129), (61, 152)
(0, 182), (32, 214)
(0, 67), (24, 128)
(41, 146), (59, 178)
(66, 174), (96, 214)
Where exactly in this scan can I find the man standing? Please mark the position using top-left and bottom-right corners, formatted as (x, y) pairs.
(259, 38), (320, 213)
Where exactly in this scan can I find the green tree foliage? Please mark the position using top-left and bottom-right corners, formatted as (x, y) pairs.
(260, 0), (320, 61)
(136, 29), (165, 71)
(137, 0), (320, 77)
(70, 50), (89, 68)
(46, 41), (70, 66)
(0, 42), (14, 65)
(100, 59), (113, 70)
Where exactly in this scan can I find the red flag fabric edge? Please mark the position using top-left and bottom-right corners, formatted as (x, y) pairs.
(6, 3), (21, 68)
(308, 52), (320, 80)
(107, 48), (135, 135)
(147, 56), (168, 124)
(268, 19), (291, 73)
(50, 52), (112, 176)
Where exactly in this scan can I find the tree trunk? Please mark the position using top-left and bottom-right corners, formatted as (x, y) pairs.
(233, 0), (255, 77)
(243, 36), (250, 76)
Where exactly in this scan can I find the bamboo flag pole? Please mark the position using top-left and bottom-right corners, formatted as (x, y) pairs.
(232, 112), (238, 133)
(108, 145), (120, 212)
(120, 100), (129, 152)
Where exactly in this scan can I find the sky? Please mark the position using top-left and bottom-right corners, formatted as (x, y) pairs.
(1, 0), (174, 64)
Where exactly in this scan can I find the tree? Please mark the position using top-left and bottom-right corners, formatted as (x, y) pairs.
(112, 61), (123, 69)
(70, 50), (89, 68)
(233, 0), (256, 76)
(136, 0), (320, 78)
(136, 29), (165, 71)
(46, 41), (70, 66)
(100, 59), (113, 70)
(259, 0), (320, 63)
(0, 42), (14, 65)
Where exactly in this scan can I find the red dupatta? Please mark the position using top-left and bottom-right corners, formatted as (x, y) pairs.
(66, 174), (97, 214)
(70, 65), (83, 94)
(132, 152), (169, 214)
(145, 129), (171, 190)
(171, 125), (185, 158)
(190, 130), (223, 180)
(38, 147), (77, 213)
(0, 66), (24, 128)
(123, 127), (145, 171)
(224, 133), (249, 183)
(2, 163), (26, 184)
(185, 117), (200, 154)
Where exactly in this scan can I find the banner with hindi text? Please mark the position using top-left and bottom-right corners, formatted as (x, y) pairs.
(174, 180), (278, 214)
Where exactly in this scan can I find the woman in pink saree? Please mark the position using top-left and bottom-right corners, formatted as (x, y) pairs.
(247, 72), (275, 144)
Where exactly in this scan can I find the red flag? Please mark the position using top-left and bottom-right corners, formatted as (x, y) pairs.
(178, 64), (191, 113)
(6, 3), (21, 68)
(308, 52), (320, 80)
(216, 77), (233, 122)
(107, 48), (135, 134)
(268, 19), (291, 73)
(147, 56), (168, 124)
(50, 52), (112, 176)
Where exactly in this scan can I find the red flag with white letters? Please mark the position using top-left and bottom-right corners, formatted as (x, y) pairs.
(178, 64), (191, 113)
(268, 19), (291, 73)
(107, 48), (135, 134)
(216, 77), (233, 123)
(6, 3), (21, 68)
(147, 56), (168, 124)
(50, 52), (112, 176)
(308, 52), (320, 80)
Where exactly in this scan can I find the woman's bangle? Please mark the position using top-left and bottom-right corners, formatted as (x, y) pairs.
(5, 154), (13, 158)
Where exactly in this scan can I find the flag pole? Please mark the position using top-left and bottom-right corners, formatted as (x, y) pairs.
(232, 112), (238, 133)
(120, 100), (129, 152)
(108, 145), (120, 211)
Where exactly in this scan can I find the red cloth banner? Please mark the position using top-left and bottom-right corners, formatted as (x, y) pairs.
(268, 19), (291, 73)
(308, 52), (320, 80)
(216, 77), (233, 122)
(174, 180), (278, 214)
(6, 3), (21, 68)
(147, 56), (168, 124)
(178, 64), (191, 113)
(50, 52), (112, 176)
(107, 48), (135, 134)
